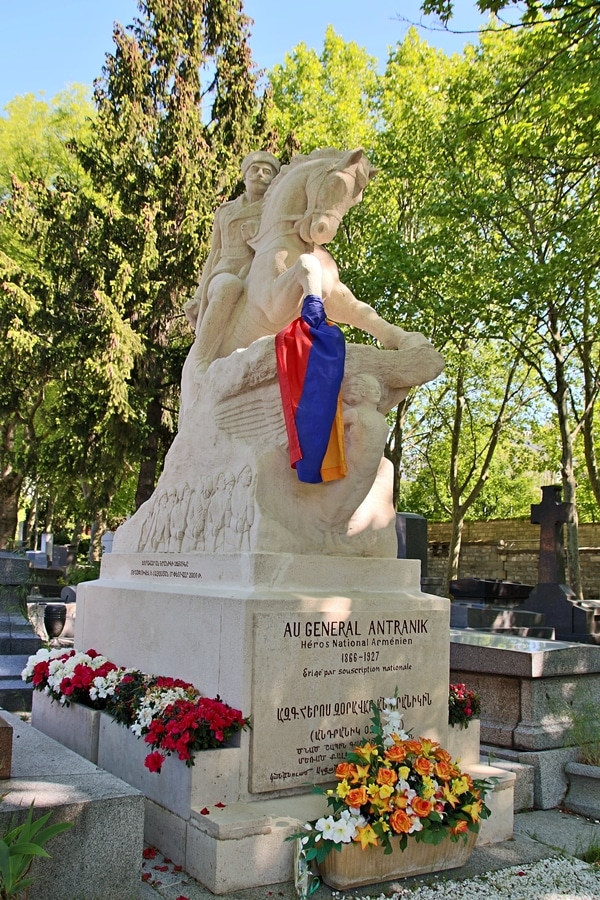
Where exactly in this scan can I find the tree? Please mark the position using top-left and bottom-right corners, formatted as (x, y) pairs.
(424, 22), (600, 595)
(268, 26), (379, 153)
(79, 0), (266, 514)
(0, 173), (143, 550)
(399, 338), (540, 588)
(0, 89), (100, 548)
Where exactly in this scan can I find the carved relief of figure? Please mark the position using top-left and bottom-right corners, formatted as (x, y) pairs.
(149, 491), (170, 551)
(230, 465), (255, 551)
(342, 375), (390, 472)
(192, 476), (214, 551)
(168, 484), (191, 552)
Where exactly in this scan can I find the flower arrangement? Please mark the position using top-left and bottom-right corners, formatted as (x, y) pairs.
(448, 683), (481, 730)
(22, 647), (250, 774)
(294, 698), (491, 866)
(21, 648), (120, 708)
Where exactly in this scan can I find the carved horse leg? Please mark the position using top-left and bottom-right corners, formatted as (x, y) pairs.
(192, 274), (245, 380)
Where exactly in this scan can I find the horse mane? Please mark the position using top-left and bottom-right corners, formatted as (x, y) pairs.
(250, 148), (374, 249)
(261, 148), (349, 204)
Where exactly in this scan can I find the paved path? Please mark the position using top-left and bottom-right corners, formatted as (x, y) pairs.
(137, 809), (600, 899)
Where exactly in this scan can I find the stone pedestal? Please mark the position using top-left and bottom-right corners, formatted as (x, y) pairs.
(74, 550), (451, 892)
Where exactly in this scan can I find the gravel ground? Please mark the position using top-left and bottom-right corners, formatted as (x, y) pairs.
(336, 857), (600, 899)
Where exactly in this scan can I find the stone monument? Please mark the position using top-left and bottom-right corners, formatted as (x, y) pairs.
(75, 148), (449, 892)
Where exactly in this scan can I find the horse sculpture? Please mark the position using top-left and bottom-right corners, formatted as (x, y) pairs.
(187, 148), (429, 382)
(116, 148), (444, 557)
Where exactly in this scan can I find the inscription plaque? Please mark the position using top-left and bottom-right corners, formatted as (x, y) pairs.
(250, 606), (448, 793)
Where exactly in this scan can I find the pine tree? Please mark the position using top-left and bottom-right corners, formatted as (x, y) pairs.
(81, 0), (265, 508)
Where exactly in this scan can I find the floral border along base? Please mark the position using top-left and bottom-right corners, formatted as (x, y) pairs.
(318, 829), (477, 890)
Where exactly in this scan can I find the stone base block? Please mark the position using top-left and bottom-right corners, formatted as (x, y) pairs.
(564, 761), (600, 819)
(187, 794), (326, 894)
(32, 691), (100, 764)
(465, 762), (515, 845)
(481, 743), (579, 809)
(446, 719), (480, 765)
(144, 796), (188, 868)
(97, 711), (242, 819)
(0, 709), (144, 900)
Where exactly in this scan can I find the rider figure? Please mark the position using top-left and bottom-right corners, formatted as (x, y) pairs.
(185, 150), (281, 375)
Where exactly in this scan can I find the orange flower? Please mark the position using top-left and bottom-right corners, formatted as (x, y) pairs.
(384, 745), (406, 763)
(404, 739), (423, 755)
(411, 796), (433, 818)
(450, 819), (469, 835)
(433, 747), (453, 763)
(434, 759), (457, 781)
(345, 786), (368, 808)
(335, 762), (357, 781)
(376, 768), (398, 787)
(389, 809), (412, 834)
(413, 756), (434, 777)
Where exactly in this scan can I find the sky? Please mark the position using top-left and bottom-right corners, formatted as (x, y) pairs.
(0, 0), (491, 112)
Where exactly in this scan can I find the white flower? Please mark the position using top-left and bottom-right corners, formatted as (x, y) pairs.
(408, 815), (423, 833)
(331, 817), (357, 844)
(315, 816), (337, 841)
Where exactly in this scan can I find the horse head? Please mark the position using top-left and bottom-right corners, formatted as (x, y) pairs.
(296, 148), (376, 245)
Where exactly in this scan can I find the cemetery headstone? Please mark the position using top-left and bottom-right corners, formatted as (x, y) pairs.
(520, 485), (588, 641)
(396, 512), (428, 576)
(0, 554), (41, 709)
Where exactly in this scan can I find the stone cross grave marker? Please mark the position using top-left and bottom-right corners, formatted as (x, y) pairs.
(530, 484), (574, 584)
(521, 485), (588, 641)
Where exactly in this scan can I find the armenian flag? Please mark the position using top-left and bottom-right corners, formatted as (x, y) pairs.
(275, 295), (347, 484)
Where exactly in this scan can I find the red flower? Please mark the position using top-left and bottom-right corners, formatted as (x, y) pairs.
(145, 751), (165, 773)
(32, 661), (49, 685)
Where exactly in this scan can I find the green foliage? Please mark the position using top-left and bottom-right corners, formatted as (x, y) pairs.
(552, 687), (600, 767)
(0, 88), (93, 194)
(268, 27), (379, 152)
(64, 564), (100, 587)
(0, 801), (72, 899)
(81, 0), (267, 509)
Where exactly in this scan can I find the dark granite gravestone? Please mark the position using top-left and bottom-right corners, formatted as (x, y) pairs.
(519, 485), (589, 642)
(450, 578), (533, 605)
(395, 513), (428, 575)
(0, 553), (41, 710)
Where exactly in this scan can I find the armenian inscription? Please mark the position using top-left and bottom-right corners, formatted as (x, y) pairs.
(128, 558), (204, 580)
(250, 608), (448, 793)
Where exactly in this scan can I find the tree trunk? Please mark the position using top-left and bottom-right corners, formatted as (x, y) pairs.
(0, 471), (23, 550)
(445, 510), (464, 596)
(88, 513), (107, 564)
(135, 396), (163, 509)
(385, 400), (407, 510)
